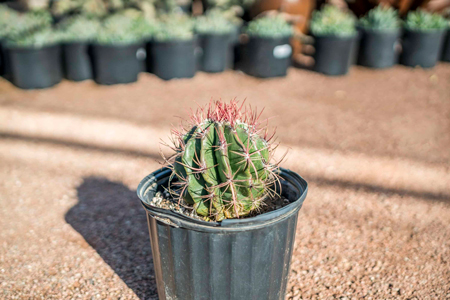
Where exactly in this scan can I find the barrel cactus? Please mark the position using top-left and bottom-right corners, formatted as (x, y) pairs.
(163, 100), (283, 221)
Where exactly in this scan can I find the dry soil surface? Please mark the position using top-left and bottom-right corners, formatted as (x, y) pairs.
(0, 65), (449, 299)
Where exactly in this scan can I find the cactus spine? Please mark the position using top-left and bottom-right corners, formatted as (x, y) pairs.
(163, 100), (283, 221)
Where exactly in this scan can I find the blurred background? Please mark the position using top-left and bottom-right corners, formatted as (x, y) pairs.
(0, 0), (449, 299)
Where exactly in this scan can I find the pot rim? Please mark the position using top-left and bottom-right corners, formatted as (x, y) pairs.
(403, 27), (447, 34)
(93, 41), (146, 48)
(358, 26), (402, 35)
(151, 36), (197, 45)
(312, 33), (357, 41)
(5, 43), (61, 51)
(137, 167), (308, 232)
(247, 34), (292, 41)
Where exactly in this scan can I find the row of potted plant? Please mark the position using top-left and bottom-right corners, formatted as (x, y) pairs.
(0, 4), (449, 89)
(309, 5), (450, 75)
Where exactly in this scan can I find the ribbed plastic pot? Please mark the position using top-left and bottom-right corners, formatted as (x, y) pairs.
(137, 167), (308, 300)
(313, 34), (356, 76)
(441, 29), (450, 62)
(358, 28), (401, 69)
(149, 39), (197, 80)
(92, 42), (146, 85)
(7, 44), (63, 89)
(400, 28), (446, 68)
(199, 33), (231, 73)
(62, 42), (93, 82)
(241, 36), (292, 78)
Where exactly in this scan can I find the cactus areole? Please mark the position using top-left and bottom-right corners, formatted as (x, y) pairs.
(162, 99), (285, 221)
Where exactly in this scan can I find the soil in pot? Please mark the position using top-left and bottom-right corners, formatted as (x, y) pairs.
(241, 36), (292, 78)
(7, 44), (63, 89)
(313, 34), (356, 76)
(137, 167), (308, 300)
(92, 42), (146, 85)
(358, 28), (401, 68)
(400, 29), (446, 68)
(62, 42), (94, 82)
(148, 39), (197, 80)
(199, 33), (232, 73)
(441, 29), (450, 62)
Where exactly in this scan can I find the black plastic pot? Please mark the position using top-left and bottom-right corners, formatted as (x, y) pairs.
(149, 39), (197, 80)
(0, 40), (4, 76)
(199, 33), (231, 73)
(137, 167), (308, 300)
(313, 34), (356, 76)
(358, 28), (400, 69)
(228, 25), (242, 69)
(7, 44), (63, 89)
(241, 36), (292, 78)
(62, 42), (93, 82)
(400, 28), (446, 68)
(441, 29), (450, 62)
(92, 42), (146, 85)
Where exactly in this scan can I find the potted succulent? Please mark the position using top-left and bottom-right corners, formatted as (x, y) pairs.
(137, 99), (308, 300)
(149, 14), (197, 80)
(93, 13), (153, 85)
(203, 8), (244, 68)
(241, 15), (294, 78)
(358, 5), (401, 68)
(400, 9), (448, 68)
(309, 5), (357, 76)
(5, 27), (63, 89)
(0, 8), (51, 80)
(58, 16), (101, 82)
(0, 4), (19, 77)
(195, 11), (235, 72)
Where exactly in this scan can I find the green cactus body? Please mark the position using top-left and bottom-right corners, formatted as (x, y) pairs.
(168, 101), (278, 221)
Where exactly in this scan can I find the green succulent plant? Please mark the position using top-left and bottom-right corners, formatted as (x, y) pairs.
(206, 7), (243, 26)
(359, 5), (400, 31)
(153, 14), (194, 41)
(205, 0), (254, 11)
(154, 0), (191, 14)
(245, 15), (293, 38)
(52, 0), (157, 18)
(58, 15), (101, 42)
(3, 9), (53, 43)
(6, 27), (62, 48)
(96, 13), (156, 44)
(163, 100), (283, 221)
(404, 9), (448, 31)
(0, 5), (20, 39)
(310, 5), (356, 37)
(195, 11), (235, 34)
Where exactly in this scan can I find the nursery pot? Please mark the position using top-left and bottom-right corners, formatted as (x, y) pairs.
(357, 28), (401, 69)
(137, 167), (308, 300)
(241, 36), (292, 78)
(149, 38), (197, 80)
(62, 42), (93, 82)
(313, 34), (356, 76)
(199, 33), (231, 73)
(400, 28), (446, 68)
(92, 42), (146, 85)
(7, 44), (63, 89)
(0, 39), (5, 76)
(441, 29), (450, 62)
(228, 25), (242, 69)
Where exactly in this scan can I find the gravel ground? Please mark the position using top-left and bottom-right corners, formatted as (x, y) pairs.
(0, 65), (449, 299)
